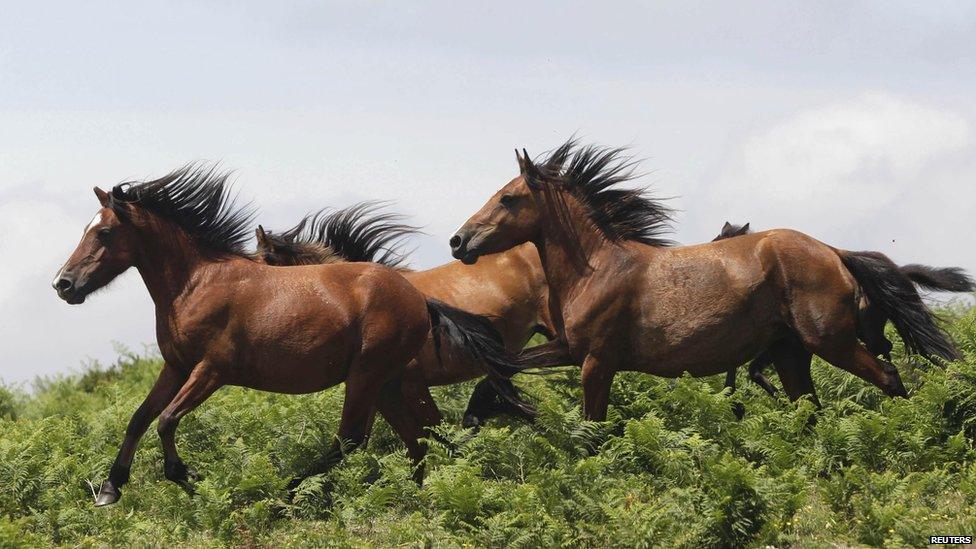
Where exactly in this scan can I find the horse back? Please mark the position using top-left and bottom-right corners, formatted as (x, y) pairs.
(162, 261), (429, 392)
(404, 243), (547, 351)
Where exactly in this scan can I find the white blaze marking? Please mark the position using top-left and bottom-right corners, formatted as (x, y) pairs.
(84, 211), (105, 235)
(53, 210), (107, 285)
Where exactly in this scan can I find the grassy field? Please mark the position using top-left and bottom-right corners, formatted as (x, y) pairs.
(2, 307), (976, 547)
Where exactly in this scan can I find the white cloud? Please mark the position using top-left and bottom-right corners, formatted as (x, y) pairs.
(690, 94), (974, 249)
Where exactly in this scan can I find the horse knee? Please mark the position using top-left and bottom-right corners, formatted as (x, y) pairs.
(156, 412), (177, 439)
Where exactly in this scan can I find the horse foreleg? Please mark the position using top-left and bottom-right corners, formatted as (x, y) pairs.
(402, 378), (467, 454)
(156, 364), (222, 495)
(723, 367), (746, 420)
(94, 364), (185, 506)
(747, 351), (779, 397)
(581, 354), (615, 422)
(461, 378), (501, 429)
(723, 368), (737, 392)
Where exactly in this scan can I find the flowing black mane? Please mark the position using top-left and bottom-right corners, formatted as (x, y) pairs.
(110, 163), (256, 257)
(262, 201), (418, 268)
(532, 140), (675, 248)
(517, 139), (676, 271)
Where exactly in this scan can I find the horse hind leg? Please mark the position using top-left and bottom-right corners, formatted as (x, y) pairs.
(289, 370), (382, 490)
(792, 292), (905, 398)
(724, 366), (745, 419)
(769, 340), (820, 408)
(376, 379), (429, 485)
(818, 342), (907, 398)
(728, 350), (778, 420)
(859, 302), (894, 361)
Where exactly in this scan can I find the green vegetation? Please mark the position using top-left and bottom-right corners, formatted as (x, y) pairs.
(2, 308), (976, 547)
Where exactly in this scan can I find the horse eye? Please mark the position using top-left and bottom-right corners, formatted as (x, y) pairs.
(500, 194), (515, 207)
(97, 228), (112, 242)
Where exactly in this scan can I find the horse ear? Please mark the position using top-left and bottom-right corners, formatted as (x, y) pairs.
(94, 187), (110, 207)
(722, 221), (732, 231)
(515, 149), (527, 174)
(521, 148), (543, 189)
(255, 225), (270, 249)
(741, 222), (750, 232)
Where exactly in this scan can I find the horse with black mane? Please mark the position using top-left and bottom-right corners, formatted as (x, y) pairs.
(52, 165), (526, 506)
(254, 201), (554, 429)
(713, 221), (974, 411)
(451, 140), (960, 420)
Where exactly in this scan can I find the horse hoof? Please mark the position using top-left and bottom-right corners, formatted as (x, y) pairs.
(94, 480), (121, 507)
(731, 402), (745, 420)
(461, 415), (481, 430)
(176, 479), (197, 496)
(286, 476), (305, 492)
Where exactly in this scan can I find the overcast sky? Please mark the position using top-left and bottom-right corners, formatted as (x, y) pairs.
(2, 2), (975, 384)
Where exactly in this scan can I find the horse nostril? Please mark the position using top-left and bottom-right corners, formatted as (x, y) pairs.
(449, 234), (462, 249)
(55, 278), (74, 292)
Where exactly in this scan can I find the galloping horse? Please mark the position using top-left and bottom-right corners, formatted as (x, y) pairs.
(53, 165), (524, 506)
(450, 140), (960, 420)
(255, 202), (554, 428)
(713, 221), (974, 407)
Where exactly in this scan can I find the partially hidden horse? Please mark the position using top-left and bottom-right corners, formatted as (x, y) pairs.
(450, 140), (961, 420)
(254, 201), (554, 428)
(713, 221), (974, 409)
(52, 165), (526, 506)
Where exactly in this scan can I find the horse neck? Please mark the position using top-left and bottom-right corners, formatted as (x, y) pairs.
(132, 218), (219, 310)
(530, 194), (610, 305)
(510, 242), (547, 290)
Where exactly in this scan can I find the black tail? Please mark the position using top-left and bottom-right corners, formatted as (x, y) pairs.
(840, 251), (960, 362)
(899, 264), (975, 294)
(425, 299), (536, 416)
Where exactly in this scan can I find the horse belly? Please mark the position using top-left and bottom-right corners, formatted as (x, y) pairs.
(628, 263), (781, 377)
(632, 321), (775, 378)
(230, 290), (356, 393)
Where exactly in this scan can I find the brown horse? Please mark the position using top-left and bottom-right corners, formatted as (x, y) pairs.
(713, 221), (974, 409)
(450, 140), (960, 420)
(255, 202), (554, 428)
(52, 165), (526, 506)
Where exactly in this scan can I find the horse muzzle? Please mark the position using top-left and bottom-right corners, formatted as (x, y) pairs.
(53, 272), (87, 304)
(449, 229), (482, 265)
